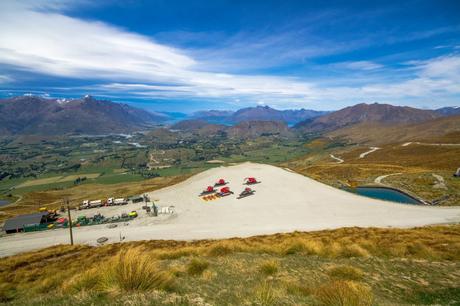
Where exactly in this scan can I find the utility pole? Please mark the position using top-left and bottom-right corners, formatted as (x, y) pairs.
(65, 198), (74, 245)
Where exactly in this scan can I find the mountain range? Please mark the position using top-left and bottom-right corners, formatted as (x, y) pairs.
(191, 105), (328, 125)
(0, 96), (167, 135)
(0, 96), (458, 138)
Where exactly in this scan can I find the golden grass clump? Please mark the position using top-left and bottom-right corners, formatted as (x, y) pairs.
(320, 242), (343, 258)
(156, 247), (198, 260)
(258, 259), (280, 275)
(186, 258), (210, 276)
(314, 280), (373, 306)
(406, 242), (438, 259)
(253, 281), (279, 306)
(61, 267), (101, 293)
(339, 244), (370, 258)
(206, 240), (246, 257)
(100, 248), (175, 292)
(283, 279), (313, 297)
(327, 265), (364, 281)
(280, 238), (322, 256)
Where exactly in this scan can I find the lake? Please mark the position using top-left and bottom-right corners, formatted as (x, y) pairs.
(0, 199), (10, 207)
(353, 186), (421, 205)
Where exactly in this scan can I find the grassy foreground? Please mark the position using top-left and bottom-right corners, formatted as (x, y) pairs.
(1, 225), (460, 305)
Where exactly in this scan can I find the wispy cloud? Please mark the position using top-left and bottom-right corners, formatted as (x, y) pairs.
(0, 1), (459, 110)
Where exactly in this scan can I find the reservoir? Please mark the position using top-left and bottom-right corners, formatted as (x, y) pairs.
(354, 186), (421, 205)
(0, 199), (10, 207)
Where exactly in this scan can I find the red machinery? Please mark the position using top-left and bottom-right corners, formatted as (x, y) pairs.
(218, 186), (233, 196)
(199, 186), (216, 196)
(214, 178), (227, 186)
(237, 187), (255, 199)
(244, 177), (260, 185)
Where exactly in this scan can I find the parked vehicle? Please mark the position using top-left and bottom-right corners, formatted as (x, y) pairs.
(200, 186), (216, 196)
(237, 187), (255, 199)
(244, 177), (260, 185)
(107, 198), (128, 205)
(214, 178), (228, 187)
(218, 186), (233, 197)
(81, 200), (103, 209)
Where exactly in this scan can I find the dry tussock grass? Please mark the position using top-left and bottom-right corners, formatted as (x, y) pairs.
(186, 258), (210, 276)
(282, 279), (314, 297)
(327, 265), (364, 281)
(258, 259), (279, 275)
(314, 280), (373, 306)
(253, 280), (279, 306)
(1, 225), (459, 304)
(100, 248), (175, 292)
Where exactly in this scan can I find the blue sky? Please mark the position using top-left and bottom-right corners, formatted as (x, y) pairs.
(0, 0), (459, 112)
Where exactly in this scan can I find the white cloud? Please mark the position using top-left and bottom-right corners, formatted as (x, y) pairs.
(333, 61), (384, 71)
(0, 75), (13, 84)
(0, 1), (459, 110)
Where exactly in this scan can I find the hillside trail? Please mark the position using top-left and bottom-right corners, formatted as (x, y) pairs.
(402, 142), (460, 147)
(374, 173), (402, 184)
(359, 147), (380, 159)
(329, 154), (344, 163)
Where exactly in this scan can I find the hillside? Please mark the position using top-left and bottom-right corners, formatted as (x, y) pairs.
(328, 114), (460, 145)
(171, 119), (293, 139)
(1, 225), (459, 305)
(0, 96), (167, 135)
(295, 103), (441, 133)
(227, 120), (292, 138)
(436, 106), (460, 116)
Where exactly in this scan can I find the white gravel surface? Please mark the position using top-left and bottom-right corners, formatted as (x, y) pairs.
(1, 162), (459, 257)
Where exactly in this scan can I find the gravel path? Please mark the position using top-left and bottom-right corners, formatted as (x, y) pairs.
(359, 147), (381, 159)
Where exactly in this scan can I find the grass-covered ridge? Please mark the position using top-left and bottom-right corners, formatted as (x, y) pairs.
(1, 225), (459, 305)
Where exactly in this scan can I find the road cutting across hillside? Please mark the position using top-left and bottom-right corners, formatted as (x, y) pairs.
(1, 162), (460, 257)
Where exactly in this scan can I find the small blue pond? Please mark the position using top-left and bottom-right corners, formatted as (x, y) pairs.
(352, 187), (421, 205)
(0, 200), (10, 207)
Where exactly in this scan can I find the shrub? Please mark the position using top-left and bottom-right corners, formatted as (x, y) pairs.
(314, 280), (373, 306)
(327, 265), (364, 281)
(258, 260), (279, 275)
(186, 258), (209, 276)
(100, 248), (175, 292)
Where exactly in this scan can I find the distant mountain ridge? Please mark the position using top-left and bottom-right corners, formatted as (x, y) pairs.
(435, 106), (460, 116)
(294, 103), (441, 133)
(191, 105), (328, 125)
(171, 119), (291, 139)
(0, 95), (167, 135)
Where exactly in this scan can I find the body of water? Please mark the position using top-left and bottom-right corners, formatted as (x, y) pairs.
(0, 200), (10, 207)
(354, 186), (421, 205)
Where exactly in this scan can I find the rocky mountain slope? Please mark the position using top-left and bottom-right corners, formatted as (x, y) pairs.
(295, 103), (441, 133)
(0, 96), (167, 135)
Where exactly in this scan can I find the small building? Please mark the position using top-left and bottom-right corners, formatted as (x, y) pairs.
(3, 212), (49, 234)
